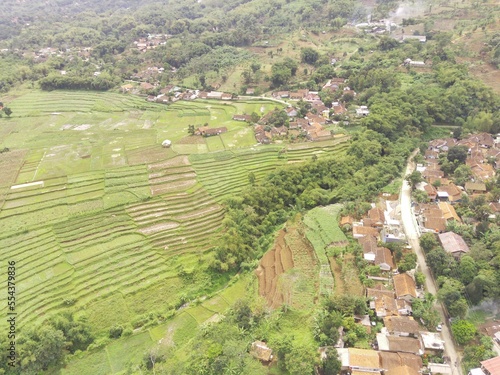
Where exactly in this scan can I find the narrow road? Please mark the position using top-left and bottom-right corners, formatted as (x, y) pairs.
(400, 150), (463, 375)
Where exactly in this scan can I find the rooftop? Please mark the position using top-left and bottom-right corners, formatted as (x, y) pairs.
(438, 232), (469, 255)
(481, 355), (500, 375)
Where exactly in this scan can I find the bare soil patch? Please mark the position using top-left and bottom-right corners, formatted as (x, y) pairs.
(149, 172), (197, 184)
(176, 205), (222, 221)
(138, 222), (179, 235)
(255, 222), (319, 309)
(150, 179), (197, 195)
(148, 156), (190, 170)
(255, 229), (294, 309)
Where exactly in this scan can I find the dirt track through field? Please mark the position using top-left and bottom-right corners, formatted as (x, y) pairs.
(255, 229), (294, 308)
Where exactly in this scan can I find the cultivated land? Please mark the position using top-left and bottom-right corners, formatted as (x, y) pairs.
(0, 90), (350, 373)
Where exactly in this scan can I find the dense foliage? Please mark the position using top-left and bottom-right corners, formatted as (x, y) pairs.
(210, 130), (415, 271)
(0, 312), (94, 374)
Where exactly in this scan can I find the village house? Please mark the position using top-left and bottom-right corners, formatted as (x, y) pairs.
(305, 112), (327, 125)
(374, 247), (395, 271)
(404, 58), (425, 67)
(232, 114), (252, 122)
(489, 202), (500, 218)
(376, 334), (423, 355)
(393, 273), (417, 301)
(285, 107), (298, 118)
(419, 331), (445, 352)
(195, 126), (228, 137)
(423, 184), (438, 201)
(378, 351), (423, 375)
(367, 287), (397, 317)
(383, 316), (420, 337)
(428, 138), (456, 153)
(289, 89), (309, 100)
(438, 202), (461, 222)
(322, 77), (346, 92)
(332, 101), (347, 115)
(367, 207), (386, 227)
(465, 181), (486, 194)
(479, 355), (500, 375)
(337, 348), (383, 374)
(140, 82), (155, 91)
(438, 232), (470, 258)
(418, 204), (447, 233)
(468, 161), (495, 181)
(402, 35), (427, 42)
(272, 91), (290, 99)
(353, 224), (380, 239)
(356, 105), (370, 117)
(254, 125), (271, 144)
(206, 91), (223, 100)
(249, 341), (273, 363)
(436, 183), (462, 203)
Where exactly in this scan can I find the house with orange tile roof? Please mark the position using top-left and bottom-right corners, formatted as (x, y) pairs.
(393, 273), (417, 301)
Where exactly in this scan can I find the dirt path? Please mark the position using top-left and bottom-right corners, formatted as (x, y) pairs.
(400, 150), (463, 375)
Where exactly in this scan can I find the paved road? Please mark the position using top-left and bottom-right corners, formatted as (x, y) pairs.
(400, 150), (463, 375)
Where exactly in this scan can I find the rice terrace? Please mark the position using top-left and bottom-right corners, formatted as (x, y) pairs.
(0, 90), (350, 374)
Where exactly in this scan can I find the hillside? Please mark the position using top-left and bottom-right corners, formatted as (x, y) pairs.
(1, 0), (500, 374)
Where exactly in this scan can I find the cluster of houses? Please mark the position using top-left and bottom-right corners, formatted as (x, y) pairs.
(123, 76), (373, 144)
(23, 46), (92, 62)
(132, 34), (170, 53)
(414, 133), (500, 234)
(251, 270), (454, 374)
(341, 199), (406, 268)
(251, 109), (334, 144)
(130, 66), (165, 81)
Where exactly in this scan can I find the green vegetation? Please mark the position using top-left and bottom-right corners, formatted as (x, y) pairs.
(0, 0), (500, 372)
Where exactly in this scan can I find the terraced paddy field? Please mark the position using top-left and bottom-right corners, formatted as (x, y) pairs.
(0, 90), (350, 373)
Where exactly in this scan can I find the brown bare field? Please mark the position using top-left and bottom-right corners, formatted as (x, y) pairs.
(147, 155), (190, 170)
(255, 229), (294, 308)
(150, 179), (197, 196)
(255, 221), (319, 310)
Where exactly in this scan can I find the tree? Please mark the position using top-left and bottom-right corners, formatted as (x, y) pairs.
(398, 252), (417, 272)
(451, 319), (477, 345)
(109, 325), (123, 339)
(250, 112), (260, 123)
(241, 70), (252, 84)
(405, 170), (422, 190)
(17, 325), (65, 372)
(188, 124), (195, 135)
(250, 62), (261, 74)
(462, 335), (495, 372)
(447, 146), (468, 164)
(420, 233), (439, 253)
(378, 36), (400, 51)
(322, 347), (341, 375)
(285, 344), (318, 375)
(458, 256), (477, 285)
(248, 172), (256, 185)
(301, 47), (319, 65)
(415, 271), (426, 287)
(3, 107), (12, 117)
(413, 189), (429, 203)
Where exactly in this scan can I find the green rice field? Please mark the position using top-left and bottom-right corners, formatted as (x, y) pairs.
(0, 90), (350, 373)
